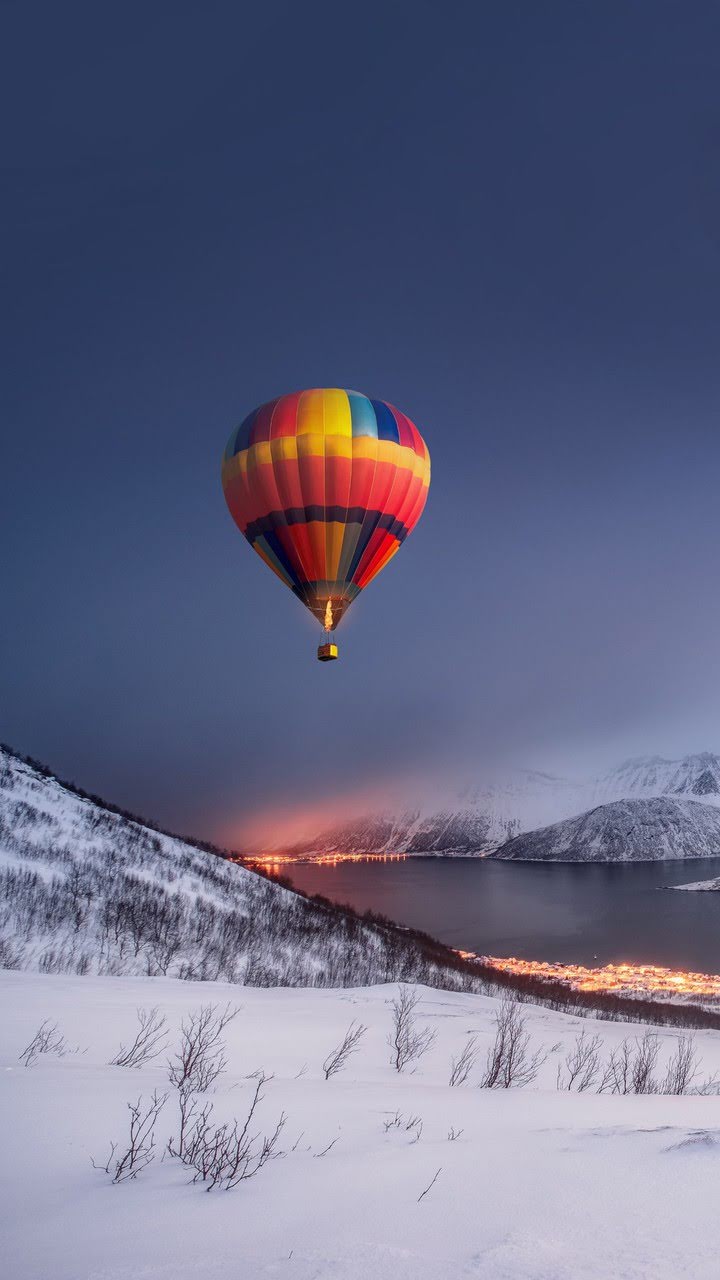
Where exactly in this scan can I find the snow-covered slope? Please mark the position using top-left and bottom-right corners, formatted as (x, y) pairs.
(281, 753), (720, 858)
(0, 746), (471, 988)
(4, 971), (720, 1280)
(494, 797), (720, 863)
(593, 753), (720, 803)
(671, 875), (720, 891)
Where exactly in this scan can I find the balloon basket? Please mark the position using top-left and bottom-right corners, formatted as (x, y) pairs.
(317, 641), (339, 662)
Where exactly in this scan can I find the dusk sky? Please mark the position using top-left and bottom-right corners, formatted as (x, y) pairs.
(4, 1), (720, 847)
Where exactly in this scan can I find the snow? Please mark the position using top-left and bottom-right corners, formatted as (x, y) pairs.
(671, 876), (720, 891)
(3, 969), (720, 1280)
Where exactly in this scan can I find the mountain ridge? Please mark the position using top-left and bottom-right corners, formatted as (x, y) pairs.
(278, 752), (720, 858)
(492, 796), (720, 863)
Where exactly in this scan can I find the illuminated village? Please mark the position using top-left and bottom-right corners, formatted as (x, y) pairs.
(468, 954), (720, 1005)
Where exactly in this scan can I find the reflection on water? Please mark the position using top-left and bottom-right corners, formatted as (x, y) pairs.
(282, 855), (720, 970)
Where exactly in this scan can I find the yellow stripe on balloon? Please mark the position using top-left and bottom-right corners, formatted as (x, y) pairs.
(296, 389), (326, 435)
(321, 388), (352, 437)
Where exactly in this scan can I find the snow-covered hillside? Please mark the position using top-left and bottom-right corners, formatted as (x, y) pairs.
(672, 875), (720, 892)
(281, 753), (720, 858)
(4, 970), (720, 1280)
(494, 797), (720, 863)
(593, 752), (720, 803)
(0, 746), (471, 989)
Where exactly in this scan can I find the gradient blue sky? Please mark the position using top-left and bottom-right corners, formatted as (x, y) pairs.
(4, 1), (720, 845)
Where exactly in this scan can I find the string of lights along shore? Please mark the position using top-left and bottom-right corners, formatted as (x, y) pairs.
(221, 388), (431, 661)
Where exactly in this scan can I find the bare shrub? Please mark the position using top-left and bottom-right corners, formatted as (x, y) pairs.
(406, 1114), (423, 1142)
(19, 1019), (68, 1067)
(693, 1073), (720, 1096)
(93, 1090), (167, 1183)
(661, 1035), (699, 1095)
(168, 1003), (238, 1093)
(599, 1031), (660, 1094)
(168, 1091), (214, 1163)
(0, 938), (25, 969)
(449, 1034), (479, 1086)
(111, 1007), (168, 1068)
(447, 1126), (464, 1141)
(383, 1110), (402, 1132)
(631, 1030), (661, 1094)
(599, 1038), (631, 1094)
(171, 1075), (286, 1191)
(322, 1021), (367, 1080)
(382, 1110), (423, 1141)
(479, 998), (545, 1089)
(658, 1034), (720, 1096)
(388, 987), (436, 1072)
(556, 1030), (603, 1091)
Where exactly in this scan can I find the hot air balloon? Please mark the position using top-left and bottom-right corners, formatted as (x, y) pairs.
(221, 388), (431, 660)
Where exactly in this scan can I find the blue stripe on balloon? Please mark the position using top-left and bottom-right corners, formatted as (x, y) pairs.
(348, 392), (378, 438)
(370, 399), (400, 443)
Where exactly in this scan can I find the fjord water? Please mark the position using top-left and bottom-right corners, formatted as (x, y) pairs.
(286, 857), (720, 970)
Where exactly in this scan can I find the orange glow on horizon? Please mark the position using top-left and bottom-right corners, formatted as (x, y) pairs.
(218, 773), (431, 853)
(459, 954), (720, 1003)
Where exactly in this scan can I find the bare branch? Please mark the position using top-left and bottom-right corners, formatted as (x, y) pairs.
(94, 1091), (167, 1183)
(168, 1003), (239, 1094)
(417, 1167), (442, 1203)
(19, 1020), (68, 1067)
(661, 1035), (700, 1095)
(169, 1073), (286, 1191)
(599, 1032), (660, 1095)
(322, 1022), (367, 1080)
(556, 1031), (603, 1092)
(313, 1137), (340, 1158)
(388, 987), (436, 1073)
(111, 1007), (168, 1068)
(449, 1034), (479, 1087)
(479, 999), (545, 1089)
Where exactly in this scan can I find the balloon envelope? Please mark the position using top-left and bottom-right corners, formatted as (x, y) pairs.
(221, 388), (430, 629)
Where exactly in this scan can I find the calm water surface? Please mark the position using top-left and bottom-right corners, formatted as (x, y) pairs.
(286, 857), (720, 970)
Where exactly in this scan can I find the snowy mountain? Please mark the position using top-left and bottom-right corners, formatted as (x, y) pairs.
(283, 771), (587, 857)
(593, 753), (720, 803)
(280, 753), (720, 858)
(0, 745), (472, 988)
(493, 797), (720, 863)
